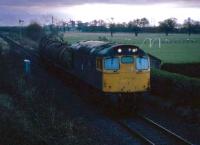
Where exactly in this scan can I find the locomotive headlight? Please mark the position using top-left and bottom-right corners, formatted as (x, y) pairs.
(132, 48), (137, 53)
(118, 48), (122, 53)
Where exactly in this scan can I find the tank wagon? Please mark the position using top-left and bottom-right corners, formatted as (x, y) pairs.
(39, 35), (150, 108)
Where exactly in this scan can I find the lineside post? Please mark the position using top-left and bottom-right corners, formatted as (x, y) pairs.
(149, 38), (152, 48)
(158, 38), (161, 48)
(24, 59), (31, 76)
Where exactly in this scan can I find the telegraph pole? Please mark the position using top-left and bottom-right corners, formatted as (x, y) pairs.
(52, 16), (54, 25)
(19, 19), (24, 40)
(110, 17), (114, 37)
(51, 16), (55, 33)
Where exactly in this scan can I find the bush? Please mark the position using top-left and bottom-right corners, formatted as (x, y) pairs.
(161, 63), (200, 78)
(26, 22), (44, 41)
(98, 36), (109, 41)
(151, 68), (200, 107)
(0, 37), (10, 56)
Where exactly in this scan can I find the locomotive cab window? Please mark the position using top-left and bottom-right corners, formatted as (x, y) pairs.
(135, 56), (149, 71)
(104, 57), (120, 70)
(121, 56), (134, 64)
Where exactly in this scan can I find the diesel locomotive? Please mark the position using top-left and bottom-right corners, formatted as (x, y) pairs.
(39, 35), (150, 108)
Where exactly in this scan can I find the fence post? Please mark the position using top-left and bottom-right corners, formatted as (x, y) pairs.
(149, 38), (152, 48)
(158, 38), (161, 48)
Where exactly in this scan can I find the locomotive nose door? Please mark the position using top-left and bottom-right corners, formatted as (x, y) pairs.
(119, 56), (135, 92)
(120, 56), (134, 72)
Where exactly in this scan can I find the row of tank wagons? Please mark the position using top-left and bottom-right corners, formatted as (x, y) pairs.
(39, 35), (73, 69)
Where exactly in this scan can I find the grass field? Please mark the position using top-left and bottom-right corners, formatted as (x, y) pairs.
(64, 32), (200, 63)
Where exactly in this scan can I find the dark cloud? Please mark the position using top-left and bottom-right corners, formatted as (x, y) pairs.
(0, 0), (199, 26)
(0, 6), (47, 26)
(0, 0), (200, 7)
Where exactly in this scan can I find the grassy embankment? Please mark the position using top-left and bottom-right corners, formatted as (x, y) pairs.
(0, 37), (97, 145)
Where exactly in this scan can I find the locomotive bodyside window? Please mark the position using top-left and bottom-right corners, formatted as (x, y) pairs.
(104, 57), (120, 70)
(135, 57), (149, 70)
(96, 58), (102, 71)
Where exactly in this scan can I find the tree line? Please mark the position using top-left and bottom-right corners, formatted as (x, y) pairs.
(45, 17), (200, 37)
(0, 17), (200, 37)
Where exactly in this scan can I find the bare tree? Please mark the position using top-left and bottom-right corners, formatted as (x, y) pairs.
(140, 17), (149, 27)
(159, 18), (177, 36)
(26, 22), (44, 41)
(108, 17), (115, 37)
(128, 19), (140, 36)
(183, 17), (195, 36)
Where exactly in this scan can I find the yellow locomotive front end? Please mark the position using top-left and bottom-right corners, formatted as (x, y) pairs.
(103, 56), (150, 93)
(97, 46), (150, 93)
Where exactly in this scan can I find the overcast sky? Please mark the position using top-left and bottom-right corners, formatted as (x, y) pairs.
(0, 0), (200, 26)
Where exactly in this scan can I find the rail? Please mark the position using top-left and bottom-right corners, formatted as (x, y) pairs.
(138, 114), (194, 145)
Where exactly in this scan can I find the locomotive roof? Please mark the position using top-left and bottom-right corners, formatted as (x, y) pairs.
(71, 41), (109, 48)
(70, 40), (146, 57)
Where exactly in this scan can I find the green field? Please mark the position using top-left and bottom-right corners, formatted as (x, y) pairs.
(64, 32), (200, 63)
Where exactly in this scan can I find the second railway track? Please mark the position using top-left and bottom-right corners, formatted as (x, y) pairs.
(0, 33), (39, 59)
(116, 114), (194, 145)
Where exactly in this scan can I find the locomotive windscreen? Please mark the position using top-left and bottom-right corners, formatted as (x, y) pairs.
(104, 57), (120, 70)
(135, 57), (149, 70)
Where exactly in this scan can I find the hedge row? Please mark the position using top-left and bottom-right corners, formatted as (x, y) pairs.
(151, 68), (200, 107)
(161, 63), (200, 78)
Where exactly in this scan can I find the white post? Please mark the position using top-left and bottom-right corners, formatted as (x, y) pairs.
(149, 38), (152, 48)
(158, 38), (161, 48)
(24, 59), (31, 75)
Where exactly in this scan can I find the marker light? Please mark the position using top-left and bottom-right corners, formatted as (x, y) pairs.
(132, 48), (137, 53)
(118, 48), (122, 53)
(128, 48), (132, 52)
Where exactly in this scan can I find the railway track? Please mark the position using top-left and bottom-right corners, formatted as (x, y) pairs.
(0, 33), (40, 70)
(116, 114), (194, 145)
(0, 33), (39, 58)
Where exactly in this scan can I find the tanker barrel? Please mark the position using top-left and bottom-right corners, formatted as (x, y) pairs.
(39, 35), (72, 68)
(39, 34), (64, 51)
